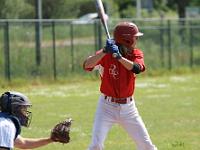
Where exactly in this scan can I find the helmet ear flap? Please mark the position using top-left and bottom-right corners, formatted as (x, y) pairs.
(0, 92), (12, 113)
(123, 39), (132, 45)
(5, 92), (12, 113)
(121, 35), (134, 47)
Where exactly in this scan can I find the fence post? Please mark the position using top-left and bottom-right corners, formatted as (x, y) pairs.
(94, 20), (100, 77)
(70, 23), (74, 72)
(189, 21), (194, 68)
(97, 20), (102, 49)
(52, 21), (57, 80)
(160, 18), (165, 67)
(3, 21), (11, 81)
(94, 20), (98, 52)
(167, 20), (172, 70)
(35, 20), (41, 66)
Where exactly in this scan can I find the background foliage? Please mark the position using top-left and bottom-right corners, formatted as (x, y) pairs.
(0, 0), (200, 19)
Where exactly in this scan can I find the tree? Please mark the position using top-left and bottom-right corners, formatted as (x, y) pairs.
(0, 0), (34, 19)
(114, 0), (136, 18)
(175, 0), (189, 18)
(168, 0), (189, 42)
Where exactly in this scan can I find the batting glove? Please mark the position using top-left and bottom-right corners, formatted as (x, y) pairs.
(104, 39), (122, 59)
(103, 39), (114, 53)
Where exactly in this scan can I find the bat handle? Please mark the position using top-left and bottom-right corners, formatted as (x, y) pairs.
(104, 24), (110, 39)
(106, 32), (111, 39)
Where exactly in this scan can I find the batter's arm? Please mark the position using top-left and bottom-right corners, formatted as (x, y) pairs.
(83, 49), (106, 70)
(118, 57), (134, 70)
(118, 57), (144, 74)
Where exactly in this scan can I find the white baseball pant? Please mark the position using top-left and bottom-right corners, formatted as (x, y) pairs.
(88, 94), (157, 150)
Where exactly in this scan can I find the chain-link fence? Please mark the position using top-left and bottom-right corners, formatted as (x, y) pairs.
(0, 18), (200, 81)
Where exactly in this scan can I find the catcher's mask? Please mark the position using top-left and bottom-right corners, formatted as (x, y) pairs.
(0, 91), (32, 127)
(114, 22), (143, 49)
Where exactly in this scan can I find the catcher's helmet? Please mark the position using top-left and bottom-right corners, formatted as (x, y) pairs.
(0, 91), (32, 127)
(114, 22), (143, 48)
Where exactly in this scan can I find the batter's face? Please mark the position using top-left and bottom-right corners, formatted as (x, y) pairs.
(130, 36), (138, 49)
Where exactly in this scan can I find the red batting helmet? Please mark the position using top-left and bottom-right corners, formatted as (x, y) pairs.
(114, 22), (143, 48)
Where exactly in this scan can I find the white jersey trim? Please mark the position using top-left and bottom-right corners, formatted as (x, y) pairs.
(94, 64), (104, 77)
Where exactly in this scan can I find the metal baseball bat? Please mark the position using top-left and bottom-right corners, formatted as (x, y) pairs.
(95, 0), (118, 58)
(95, 0), (111, 39)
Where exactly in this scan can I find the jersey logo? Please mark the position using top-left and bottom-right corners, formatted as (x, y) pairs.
(109, 64), (119, 79)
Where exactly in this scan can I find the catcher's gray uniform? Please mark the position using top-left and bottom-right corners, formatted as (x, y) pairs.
(0, 117), (16, 149)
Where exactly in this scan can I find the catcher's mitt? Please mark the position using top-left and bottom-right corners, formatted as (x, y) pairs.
(50, 118), (72, 143)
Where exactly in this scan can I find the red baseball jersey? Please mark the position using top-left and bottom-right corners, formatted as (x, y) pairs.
(84, 48), (145, 98)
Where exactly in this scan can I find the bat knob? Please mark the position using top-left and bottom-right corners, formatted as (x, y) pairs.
(112, 53), (118, 58)
(112, 53), (122, 60)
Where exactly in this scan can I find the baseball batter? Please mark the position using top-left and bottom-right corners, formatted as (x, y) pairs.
(83, 22), (157, 150)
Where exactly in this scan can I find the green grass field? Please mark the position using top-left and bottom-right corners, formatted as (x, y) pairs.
(1, 73), (200, 150)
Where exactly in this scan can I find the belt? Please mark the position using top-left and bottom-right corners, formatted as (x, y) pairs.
(104, 95), (132, 104)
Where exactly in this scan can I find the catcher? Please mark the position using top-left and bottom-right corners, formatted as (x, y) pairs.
(0, 91), (72, 150)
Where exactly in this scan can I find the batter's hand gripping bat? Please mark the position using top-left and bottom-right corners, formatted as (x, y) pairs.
(95, 0), (111, 39)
